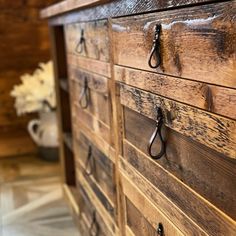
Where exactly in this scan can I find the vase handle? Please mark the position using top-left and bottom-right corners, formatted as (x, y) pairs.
(28, 119), (41, 145)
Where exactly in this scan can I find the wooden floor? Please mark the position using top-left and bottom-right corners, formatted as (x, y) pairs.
(0, 155), (79, 236)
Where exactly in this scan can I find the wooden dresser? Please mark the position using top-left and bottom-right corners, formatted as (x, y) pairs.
(41, 1), (236, 235)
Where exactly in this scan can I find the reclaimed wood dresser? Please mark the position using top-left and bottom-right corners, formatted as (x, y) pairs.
(41, 0), (236, 235)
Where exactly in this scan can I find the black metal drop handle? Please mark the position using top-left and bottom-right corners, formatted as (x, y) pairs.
(147, 107), (165, 159)
(148, 24), (162, 68)
(89, 211), (100, 236)
(79, 77), (89, 109)
(157, 223), (164, 236)
(85, 145), (93, 176)
(75, 29), (85, 54)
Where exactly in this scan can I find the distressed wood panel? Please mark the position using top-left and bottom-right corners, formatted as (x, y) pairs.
(120, 157), (236, 236)
(123, 175), (184, 236)
(44, 0), (223, 24)
(77, 171), (116, 234)
(74, 131), (115, 203)
(77, 183), (112, 236)
(67, 54), (111, 77)
(120, 84), (236, 159)
(115, 66), (236, 120)
(124, 107), (236, 220)
(76, 164), (115, 219)
(64, 20), (110, 62)
(72, 79), (110, 126)
(73, 103), (111, 145)
(112, 2), (236, 88)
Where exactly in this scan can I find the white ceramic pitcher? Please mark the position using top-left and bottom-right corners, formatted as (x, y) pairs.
(28, 111), (59, 148)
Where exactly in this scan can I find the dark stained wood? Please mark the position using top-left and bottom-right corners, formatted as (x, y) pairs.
(115, 66), (236, 120)
(112, 2), (236, 88)
(120, 84), (236, 159)
(120, 157), (236, 236)
(124, 107), (236, 220)
(64, 20), (110, 62)
(44, 0), (223, 24)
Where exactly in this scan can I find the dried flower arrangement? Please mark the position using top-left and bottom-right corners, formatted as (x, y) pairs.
(11, 61), (56, 115)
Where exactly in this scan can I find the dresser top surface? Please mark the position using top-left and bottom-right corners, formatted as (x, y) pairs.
(41, 0), (110, 19)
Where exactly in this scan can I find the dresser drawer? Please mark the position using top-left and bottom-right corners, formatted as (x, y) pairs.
(71, 68), (111, 126)
(64, 20), (110, 62)
(112, 2), (236, 88)
(121, 173), (183, 236)
(74, 131), (115, 204)
(77, 183), (114, 236)
(119, 84), (236, 235)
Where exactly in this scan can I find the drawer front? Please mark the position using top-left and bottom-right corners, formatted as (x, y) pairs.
(112, 2), (236, 88)
(77, 183), (112, 236)
(122, 173), (184, 236)
(75, 131), (115, 204)
(70, 69), (112, 146)
(119, 84), (236, 235)
(64, 20), (110, 62)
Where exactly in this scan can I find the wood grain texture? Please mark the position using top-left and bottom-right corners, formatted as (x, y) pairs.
(67, 54), (111, 77)
(120, 84), (236, 159)
(41, 0), (110, 18)
(119, 158), (207, 236)
(77, 183), (112, 236)
(45, 0), (222, 24)
(74, 131), (115, 203)
(77, 171), (116, 235)
(122, 175), (184, 236)
(71, 78), (110, 126)
(124, 107), (236, 220)
(115, 66), (236, 120)
(120, 157), (236, 236)
(112, 2), (236, 88)
(64, 20), (110, 62)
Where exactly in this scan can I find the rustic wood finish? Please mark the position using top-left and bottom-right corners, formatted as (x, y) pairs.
(44, 0), (236, 235)
(115, 66), (236, 120)
(124, 107), (236, 220)
(120, 84), (236, 159)
(65, 20), (110, 62)
(112, 2), (236, 88)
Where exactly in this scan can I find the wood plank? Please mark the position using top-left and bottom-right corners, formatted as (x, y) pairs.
(72, 79), (111, 126)
(74, 103), (111, 145)
(69, 67), (108, 94)
(115, 66), (236, 120)
(77, 170), (116, 235)
(124, 107), (236, 220)
(122, 174), (184, 236)
(74, 132), (115, 203)
(44, 0), (222, 24)
(119, 158), (207, 236)
(64, 20), (110, 62)
(67, 54), (111, 77)
(120, 84), (236, 159)
(73, 116), (115, 163)
(112, 2), (236, 88)
(76, 164), (115, 218)
(41, 0), (110, 19)
(120, 147), (236, 236)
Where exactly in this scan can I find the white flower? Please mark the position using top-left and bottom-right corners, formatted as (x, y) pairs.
(10, 61), (56, 115)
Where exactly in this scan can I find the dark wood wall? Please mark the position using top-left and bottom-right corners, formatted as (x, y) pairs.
(0, 0), (59, 157)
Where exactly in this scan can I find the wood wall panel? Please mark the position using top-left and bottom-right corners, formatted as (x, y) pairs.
(0, 0), (59, 157)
